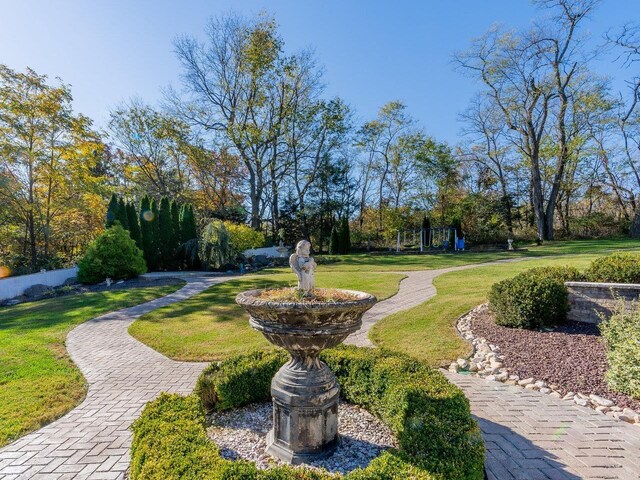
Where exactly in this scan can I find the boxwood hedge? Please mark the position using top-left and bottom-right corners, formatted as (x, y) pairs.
(584, 252), (640, 284)
(489, 266), (582, 329)
(131, 347), (485, 480)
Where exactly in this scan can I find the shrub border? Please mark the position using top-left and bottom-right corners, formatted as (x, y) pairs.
(131, 346), (485, 479)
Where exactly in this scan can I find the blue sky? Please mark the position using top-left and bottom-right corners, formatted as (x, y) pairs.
(1, 1), (636, 144)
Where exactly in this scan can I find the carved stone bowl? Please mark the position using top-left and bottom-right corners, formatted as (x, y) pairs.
(235, 288), (377, 355)
(235, 288), (376, 464)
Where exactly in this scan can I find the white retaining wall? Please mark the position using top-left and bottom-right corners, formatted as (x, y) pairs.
(243, 246), (289, 258)
(0, 267), (78, 301)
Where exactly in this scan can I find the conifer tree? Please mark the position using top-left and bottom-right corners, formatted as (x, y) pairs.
(422, 216), (431, 248)
(338, 217), (351, 254)
(150, 198), (160, 269)
(106, 193), (119, 228)
(158, 197), (173, 269)
(329, 224), (340, 254)
(170, 200), (181, 251)
(116, 197), (129, 230)
(180, 205), (199, 269)
(140, 196), (156, 270)
(126, 202), (142, 249)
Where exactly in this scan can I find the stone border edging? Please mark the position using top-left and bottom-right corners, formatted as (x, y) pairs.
(450, 303), (640, 426)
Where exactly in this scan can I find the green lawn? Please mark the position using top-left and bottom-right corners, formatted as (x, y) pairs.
(370, 248), (640, 366)
(128, 271), (404, 361)
(314, 237), (640, 272)
(0, 284), (183, 447)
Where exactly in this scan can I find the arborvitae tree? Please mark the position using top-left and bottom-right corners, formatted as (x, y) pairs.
(106, 193), (119, 228)
(329, 225), (340, 254)
(180, 204), (199, 269)
(170, 200), (181, 253)
(338, 217), (351, 254)
(150, 198), (160, 268)
(422, 216), (431, 247)
(140, 195), (156, 270)
(158, 197), (173, 270)
(126, 202), (142, 249)
(116, 197), (129, 230)
(180, 204), (197, 242)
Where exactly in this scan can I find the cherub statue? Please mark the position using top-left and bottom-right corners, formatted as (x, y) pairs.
(290, 240), (317, 293)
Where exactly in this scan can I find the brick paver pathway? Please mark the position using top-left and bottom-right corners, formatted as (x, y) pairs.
(3, 262), (640, 479)
(443, 372), (640, 480)
(0, 276), (234, 480)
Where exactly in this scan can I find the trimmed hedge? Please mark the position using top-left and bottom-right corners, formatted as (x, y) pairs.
(599, 302), (640, 400)
(132, 347), (484, 480)
(77, 224), (147, 284)
(488, 266), (581, 329)
(584, 252), (640, 284)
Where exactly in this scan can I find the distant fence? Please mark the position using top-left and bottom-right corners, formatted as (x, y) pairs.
(0, 267), (78, 301)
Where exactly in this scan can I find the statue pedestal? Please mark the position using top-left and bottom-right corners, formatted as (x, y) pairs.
(267, 356), (339, 463)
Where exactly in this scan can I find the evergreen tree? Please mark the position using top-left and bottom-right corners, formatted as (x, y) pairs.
(422, 216), (431, 247)
(329, 224), (340, 254)
(338, 217), (351, 254)
(170, 200), (181, 252)
(126, 202), (142, 249)
(116, 197), (129, 230)
(180, 204), (197, 242)
(158, 197), (173, 269)
(150, 198), (160, 269)
(140, 195), (157, 270)
(106, 193), (119, 228)
(180, 204), (199, 269)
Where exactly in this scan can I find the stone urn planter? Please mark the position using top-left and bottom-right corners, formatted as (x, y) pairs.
(235, 241), (376, 464)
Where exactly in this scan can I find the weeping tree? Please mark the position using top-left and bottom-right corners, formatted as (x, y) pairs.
(199, 220), (232, 270)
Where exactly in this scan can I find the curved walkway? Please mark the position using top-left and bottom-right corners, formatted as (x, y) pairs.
(1, 261), (639, 479)
(0, 276), (235, 480)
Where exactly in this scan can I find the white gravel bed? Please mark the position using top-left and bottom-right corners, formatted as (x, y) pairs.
(207, 401), (398, 474)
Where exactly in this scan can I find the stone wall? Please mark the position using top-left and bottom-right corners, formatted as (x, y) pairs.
(565, 281), (640, 324)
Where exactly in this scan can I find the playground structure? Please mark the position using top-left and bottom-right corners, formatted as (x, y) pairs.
(394, 226), (464, 252)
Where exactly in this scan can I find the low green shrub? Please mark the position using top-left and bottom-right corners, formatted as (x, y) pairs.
(599, 302), (640, 400)
(195, 349), (286, 412)
(77, 224), (147, 284)
(158, 347), (483, 480)
(584, 252), (640, 284)
(488, 266), (581, 329)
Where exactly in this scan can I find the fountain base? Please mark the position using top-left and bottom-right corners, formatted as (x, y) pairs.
(267, 356), (340, 463)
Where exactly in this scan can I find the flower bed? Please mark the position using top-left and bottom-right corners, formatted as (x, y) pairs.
(131, 347), (485, 479)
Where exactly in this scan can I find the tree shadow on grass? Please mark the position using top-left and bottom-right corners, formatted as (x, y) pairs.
(477, 418), (581, 480)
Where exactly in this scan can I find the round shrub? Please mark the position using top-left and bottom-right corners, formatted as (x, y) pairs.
(599, 302), (640, 400)
(488, 266), (581, 329)
(77, 224), (147, 284)
(584, 253), (640, 284)
(133, 347), (484, 480)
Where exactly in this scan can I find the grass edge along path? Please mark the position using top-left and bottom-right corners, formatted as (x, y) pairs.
(0, 283), (184, 448)
(370, 250), (640, 366)
(129, 271), (404, 362)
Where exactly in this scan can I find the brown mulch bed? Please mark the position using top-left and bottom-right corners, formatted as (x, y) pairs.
(471, 308), (640, 411)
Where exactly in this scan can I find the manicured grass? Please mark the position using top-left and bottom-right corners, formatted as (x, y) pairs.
(370, 248), (640, 367)
(129, 271), (404, 362)
(0, 284), (183, 447)
(314, 237), (640, 272)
